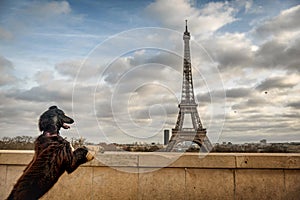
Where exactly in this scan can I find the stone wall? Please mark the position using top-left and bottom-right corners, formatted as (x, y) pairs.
(1, 150), (299, 200)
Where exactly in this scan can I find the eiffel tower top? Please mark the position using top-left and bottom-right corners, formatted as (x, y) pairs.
(181, 20), (195, 105)
(184, 19), (190, 37)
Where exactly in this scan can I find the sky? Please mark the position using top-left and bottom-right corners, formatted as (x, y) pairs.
(0, 0), (299, 145)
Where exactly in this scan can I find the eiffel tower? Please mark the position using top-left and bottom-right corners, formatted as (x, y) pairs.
(166, 20), (212, 152)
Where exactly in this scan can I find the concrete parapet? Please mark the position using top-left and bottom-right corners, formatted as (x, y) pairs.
(0, 151), (299, 199)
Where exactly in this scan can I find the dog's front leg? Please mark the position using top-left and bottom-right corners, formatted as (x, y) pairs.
(65, 146), (94, 174)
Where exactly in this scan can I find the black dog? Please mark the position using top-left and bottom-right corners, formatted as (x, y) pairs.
(7, 106), (94, 200)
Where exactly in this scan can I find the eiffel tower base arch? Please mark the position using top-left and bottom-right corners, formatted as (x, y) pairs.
(166, 129), (213, 152)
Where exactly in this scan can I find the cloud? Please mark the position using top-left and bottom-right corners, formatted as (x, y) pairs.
(196, 89), (227, 106)
(6, 68), (75, 103)
(34, 70), (55, 85)
(92, 49), (183, 96)
(255, 76), (298, 91)
(0, 27), (13, 41)
(244, 0), (253, 13)
(0, 55), (13, 68)
(287, 102), (300, 109)
(254, 37), (300, 72)
(145, 0), (237, 35)
(0, 55), (17, 86)
(247, 4), (300, 73)
(7, 86), (71, 103)
(253, 4), (300, 40)
(55, 60), (101, 81)
(195, 4), (299, 75)
(197, 87), (252, 102)
(0, 0), (82, 42)
(131, 50), (182, 72)
(26, 1), (71, 18)
(203, 33), (254, 70)
(231, 97), (268, 110)
(226, 87), (253, 98)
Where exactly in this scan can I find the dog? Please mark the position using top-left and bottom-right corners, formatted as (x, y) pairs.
(7, 106), (94, 200)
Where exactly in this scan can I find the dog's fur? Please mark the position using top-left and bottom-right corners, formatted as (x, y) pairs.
(7, 106), (93, 200)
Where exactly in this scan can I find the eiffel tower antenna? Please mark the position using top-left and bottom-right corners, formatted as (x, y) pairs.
(166, 20), (212, 152)
(185, 19), (188, 32)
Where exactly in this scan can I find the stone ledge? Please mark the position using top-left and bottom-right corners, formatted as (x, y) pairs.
(0, 150), (300, 169)
(235, 153), (300, 169)
(138, 152), (236, 168)
(0, 150), (34, 165)
(1, 151), (300, 200)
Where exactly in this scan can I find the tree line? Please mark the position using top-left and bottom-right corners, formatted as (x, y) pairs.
(0, 136), (86, 150)
(0, 136), (35, 150)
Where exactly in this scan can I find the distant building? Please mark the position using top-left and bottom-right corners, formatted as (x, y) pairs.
(260, 139), (267, 145)
(164, 130), (170, 145)
(211, 140), (300, 153)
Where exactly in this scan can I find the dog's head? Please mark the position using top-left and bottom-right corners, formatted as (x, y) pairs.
(39, 106), (74, 134)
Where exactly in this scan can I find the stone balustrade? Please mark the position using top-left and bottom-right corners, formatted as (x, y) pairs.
(0, 150), (299, 199)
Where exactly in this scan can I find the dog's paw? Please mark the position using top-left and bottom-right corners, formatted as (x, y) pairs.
(86, 151), (94, 161)
(80, 146), (94, 161)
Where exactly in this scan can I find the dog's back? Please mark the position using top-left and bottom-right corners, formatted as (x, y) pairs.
(7, 135), (71, 200)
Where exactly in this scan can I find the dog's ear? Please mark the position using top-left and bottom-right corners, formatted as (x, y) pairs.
(39, 108), (58, 133)
(39, 114), (56, 133)
(39, 116), (47, 132)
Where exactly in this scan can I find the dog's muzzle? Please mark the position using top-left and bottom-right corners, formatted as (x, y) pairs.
(62, 116), (74, 129)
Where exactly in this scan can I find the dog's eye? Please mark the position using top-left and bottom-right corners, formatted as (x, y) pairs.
(56, 110), (64, 115)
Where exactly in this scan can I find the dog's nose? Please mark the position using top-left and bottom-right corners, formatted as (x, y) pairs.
(64, 116), (74, 123)
(68, 117), (74, 123)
